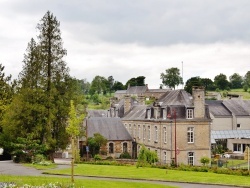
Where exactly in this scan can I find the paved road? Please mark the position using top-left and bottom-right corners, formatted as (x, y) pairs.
(0, 160), (246, 188)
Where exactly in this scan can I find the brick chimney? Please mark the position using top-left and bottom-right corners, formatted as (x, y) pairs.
(124, 95), (132, 114)
(137, 95), (145, 105)
(192, 86), (205, 118)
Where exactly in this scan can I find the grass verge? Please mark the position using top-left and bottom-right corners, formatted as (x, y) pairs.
(44, 164), (250, 187)
(24, 163), (57, 170)
(0, 175), (176, 188)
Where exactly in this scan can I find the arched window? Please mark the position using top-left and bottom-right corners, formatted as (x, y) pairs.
(148, 126), (151, 141)
(154, 126), (158, 142)
(164, 151), (167, 164)
(109, 143), (114, 153)
(123, 142), (128, 153)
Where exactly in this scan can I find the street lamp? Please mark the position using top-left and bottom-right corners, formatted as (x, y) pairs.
(174, 109), (177, 166)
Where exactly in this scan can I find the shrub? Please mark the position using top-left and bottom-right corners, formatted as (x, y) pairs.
(243, 84), (248, 92)
(136, 145), (158, 168)
(119, 151), (131, 159)
(94, 154), (102, 161)
(200, 156), (210, 166)
(106, 156), (113, 160)
(33, 154), (46, 164)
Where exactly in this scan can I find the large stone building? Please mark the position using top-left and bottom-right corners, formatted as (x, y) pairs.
(114, 84), (170, 100)
(121, 86), (211, 165)
(207, 99), (250, 155)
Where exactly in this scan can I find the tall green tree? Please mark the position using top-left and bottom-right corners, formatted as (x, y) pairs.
(160, 67), (183, 90)
(125, 76), (145, 88)
(107, 76), (114, 95)
(90, 75), (108, 95)
(1, 11), (79, 161)
(229, 73), (243, 89)
(244, 71), (250, 87)
(0, 64), (15, 148)
(112, 81), (125, 91)
(36, 11), (70, 159)
(214, 73), (229, 90)
(184, 77), (202, 94)
(201, 78), (215, 90)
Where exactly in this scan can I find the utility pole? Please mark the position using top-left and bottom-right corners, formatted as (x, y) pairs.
(174, 109), (177, 166)
(71, 137), (74, 183)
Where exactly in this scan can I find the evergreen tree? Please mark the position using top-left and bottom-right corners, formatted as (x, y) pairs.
(36, 11), (70, 159)
(0, 64), (15, 136)
(1, 11), (80, 161)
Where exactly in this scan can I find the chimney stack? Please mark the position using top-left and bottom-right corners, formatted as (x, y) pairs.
(124, 95), (132, 114)
(137, 95), (145, 105)
(192, 86), (205, 118)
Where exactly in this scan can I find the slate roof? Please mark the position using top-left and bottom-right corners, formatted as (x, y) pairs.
(147, 89), (171, 93)
(114, 90), (127, 94)
(122, 105), (147, 120)
(223, 100), (250, 116)
(206, 99), (250, 117)
(205, 100), (232, 117)
(127, 86), (148, 95)
(87, 117), (133, 141)
(87, 110), (108, 117)
(156, 89), (193, 107)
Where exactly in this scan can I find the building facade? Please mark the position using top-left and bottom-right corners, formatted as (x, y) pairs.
(122, 87), (211, 165)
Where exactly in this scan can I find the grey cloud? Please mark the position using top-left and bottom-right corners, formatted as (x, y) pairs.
(3, 0), (250, 46)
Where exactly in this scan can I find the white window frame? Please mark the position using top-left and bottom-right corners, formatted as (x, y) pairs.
(187, 127), (194, 143)
(154, 126), (158, 142)
(163, 127), (167, 143)
(138, 125), (141, 139)
(187, 109), (194, 119)
(143, 125), (146, 140)
(148, 126), (151, 141)
(164, 151), (167, 164)
(233, 143), (242, 152)
(188, 152), (194, 166)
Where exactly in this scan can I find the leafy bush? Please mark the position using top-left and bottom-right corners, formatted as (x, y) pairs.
(33, 154), (46, 164)
(119, 152), (131, 159)
(94, 154), (102, 161)
(106, 156), (113, 160)
(243, 84), (249, 92)
(136, 145), (158, 168)
(200, 156), (210, 166)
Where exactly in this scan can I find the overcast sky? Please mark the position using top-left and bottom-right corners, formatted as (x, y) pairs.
(1, 0), (250, 88)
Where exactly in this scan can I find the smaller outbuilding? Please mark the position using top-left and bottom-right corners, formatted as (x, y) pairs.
(81, 115), (134, 159)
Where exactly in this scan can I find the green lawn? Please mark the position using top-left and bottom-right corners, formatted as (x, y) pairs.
(24, 163), (57, 170)
(0, 175), (175, 188)
(225, 89), (250, 99)
(44, 164), (250, 187)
